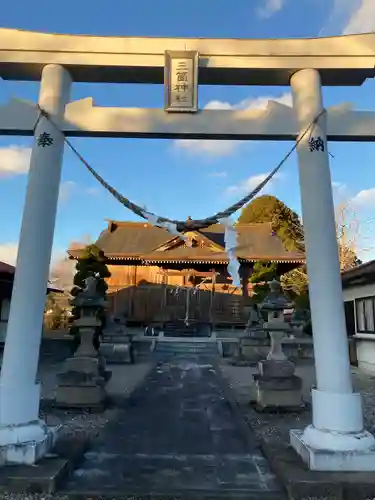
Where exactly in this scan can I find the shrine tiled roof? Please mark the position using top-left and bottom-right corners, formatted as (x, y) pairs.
(68, 220), (305, 264)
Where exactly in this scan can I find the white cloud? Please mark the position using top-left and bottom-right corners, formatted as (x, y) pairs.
(85, 186), (100, 196)
(0, 242), (18, 266)
(332, 180), (349, 198)
(176, 139), (237, 157)
(352, 187), (375, 206)
(257, 0), (285, 19)
(59, 182), (99, 203)
(321, 0), (375, 35)
(226, 172), (280, 196)
(174, 92), (292, 158)
(341, 0), (375, 34)
(58, 181), (76, 203)
(332, 181), (346, 189)
(0, 145), (31, 177)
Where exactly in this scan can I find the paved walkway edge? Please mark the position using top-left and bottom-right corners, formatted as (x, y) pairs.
(215, 361), (260, 451)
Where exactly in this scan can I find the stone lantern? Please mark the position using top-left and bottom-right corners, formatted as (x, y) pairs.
(260, 279), (292, 361)
(238, 304), (269, 363)
(252, 279), (304, 411)
(100, 315), (134, 364)
(55, 276), (111, 409)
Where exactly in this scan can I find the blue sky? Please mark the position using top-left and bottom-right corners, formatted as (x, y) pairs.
(0, 0), (375, 267)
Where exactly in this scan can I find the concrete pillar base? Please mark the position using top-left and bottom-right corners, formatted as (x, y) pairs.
(0, 420), (59, 465)
(290, 388), (375, 470)
(290, 427), (375, 471)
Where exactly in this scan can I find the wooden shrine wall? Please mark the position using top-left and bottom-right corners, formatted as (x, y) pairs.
(106, 264), (248, 326)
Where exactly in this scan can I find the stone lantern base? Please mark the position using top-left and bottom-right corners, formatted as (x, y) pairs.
(251, 359), (304, 411)
(55, 356), (107, 409)
(55, 326), (109, 410)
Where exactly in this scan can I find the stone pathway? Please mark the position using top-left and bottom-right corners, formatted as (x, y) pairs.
(64, 358), (284, 499)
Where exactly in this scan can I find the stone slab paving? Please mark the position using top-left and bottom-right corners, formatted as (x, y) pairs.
(63, 357), (285, 499)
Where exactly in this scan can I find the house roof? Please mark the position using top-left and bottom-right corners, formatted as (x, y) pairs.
(0, 261), (15, 274)
(0, 261), (63, 293)
(68, 220), (305, 265)
(341, 259), (375, 288)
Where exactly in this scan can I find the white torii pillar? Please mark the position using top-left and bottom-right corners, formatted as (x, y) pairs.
(0, 64), (71, 464)
(289, 68), (375, 471)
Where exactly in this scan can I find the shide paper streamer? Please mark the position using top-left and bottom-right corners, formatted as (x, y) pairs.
(142, 210), (240, 287)
(218, 217), (241, 288)
(141, 209), (190, 245)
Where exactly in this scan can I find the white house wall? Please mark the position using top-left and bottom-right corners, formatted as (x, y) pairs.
(343, 283), (375, 302)
(343, 283), (375, 374)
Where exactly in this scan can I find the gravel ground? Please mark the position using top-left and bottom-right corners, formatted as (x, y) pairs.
(37, 360), (153, 440)
(0, 358), (153, 500)
(220, 360), (375, 444)
(40, 358), (375, 447)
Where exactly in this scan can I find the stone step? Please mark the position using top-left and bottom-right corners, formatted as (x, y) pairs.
(155, 343), (218, 350)
(64, 453), (283, 499)
(153, 341), (220, 360)
(154, 343), (218, 353)
(155, 340), (217, 346)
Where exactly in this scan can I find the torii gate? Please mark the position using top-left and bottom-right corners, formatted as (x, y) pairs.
(1, 28), (375, 471)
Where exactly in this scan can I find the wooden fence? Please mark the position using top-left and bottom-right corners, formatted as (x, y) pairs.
(107, 283), (248, 326)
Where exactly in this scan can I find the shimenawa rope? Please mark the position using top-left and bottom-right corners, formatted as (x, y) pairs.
(35, 104), (325, 232)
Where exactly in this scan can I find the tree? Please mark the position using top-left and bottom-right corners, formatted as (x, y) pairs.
(239, 195), (363, 331)
(335, 201), (363, 271)
(238, 195), (305, 301)
(49, 257), (75, 293)
(43, 292), (65, 330)
(47, 236), (94, 325)
(249, 261), (278, 304)
(70, 244), (111, 349)
(49, 235), (92, 291)
(281, 199), (363, 294)
(71, 244), (111, 296)
(238, 195), (304, 252)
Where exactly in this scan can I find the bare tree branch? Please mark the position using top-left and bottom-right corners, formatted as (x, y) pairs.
(49, 234), (92, 292)
(282, 198), (368, 292)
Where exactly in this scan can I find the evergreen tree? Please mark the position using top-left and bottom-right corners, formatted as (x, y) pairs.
(70, 244), (111, 349)
(44, 293), (64, 331)
(249, 261), (278, 305)
(238, 195), (304, 252)
(240, 195), (361, 317)
(238, 195), (305, 302)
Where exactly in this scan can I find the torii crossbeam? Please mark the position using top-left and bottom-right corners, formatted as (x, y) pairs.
(0, 97), (374, 140)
